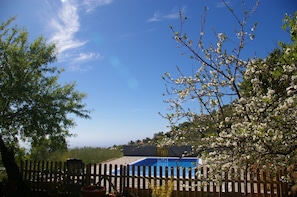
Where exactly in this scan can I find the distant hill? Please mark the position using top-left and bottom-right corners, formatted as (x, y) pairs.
(124, 105), (233, 148)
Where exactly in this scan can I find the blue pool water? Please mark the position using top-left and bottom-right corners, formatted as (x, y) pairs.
(126, 157), (200, 177)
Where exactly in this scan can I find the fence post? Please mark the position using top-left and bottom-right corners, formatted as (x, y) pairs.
(85, 164), (91, 185)
(20, 160), (24, 179)
(244, 165), (248, 197)
(281, 168), (288, 197)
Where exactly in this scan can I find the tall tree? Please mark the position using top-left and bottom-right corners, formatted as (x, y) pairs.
(0, 17), (90, 195)
(163, 0), (297, 179)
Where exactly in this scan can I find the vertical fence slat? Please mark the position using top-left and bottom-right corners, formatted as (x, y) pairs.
(22, 160), (27, 183)
(224, 170), (228, 194)
(276, 170), (281, 197)
(148, 165), (152, 196)
(131, 165), (135, 191)
(98, 163), (101, 185)
(126, 164), (130, 191)
(207, 167), (211, 197)
(32, 161), (36, 191)
(250, 169), (254, 197)
(263, 171), (267, 196)
(256, 169), (260, 197)
(282, 168), (288, 197)
(194, 167), (198, 197)
(102, 164), (107, 190)
(170, 167), (175, 197)
(112, 164), (116, 193)
(200, 166), (204, 197)
(45, 161), (49, 188)
(114, 164), (118, 193)
(40, 161), (44, 191)
(137, 165), (141, 197)
(142, 165), (147, 196)
(188, 167), (193, 197)
(119, 165), (123, 193)
(85, 163), (91, 185)
(231, 168), (235, 195)
(108, 164), (112, 193)
(176, 166), (180, 195)
(49, 161), (53, 189)
(237, 167), (242, 196)
(269, 172), (273, 197)
(182, 167), (186, 197)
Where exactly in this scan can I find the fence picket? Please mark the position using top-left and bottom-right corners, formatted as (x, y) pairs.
(137, 165), (141, 196)
(131, 165), (135, 191)
(194, 167), (198, 197)
(275, 170), (280, 197)
(250, 169), (254, 197)
(108, 164), (112, 192)
(182, 166), (185, 197)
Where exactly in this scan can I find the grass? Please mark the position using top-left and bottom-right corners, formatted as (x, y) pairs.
(42, 146), (123, 164)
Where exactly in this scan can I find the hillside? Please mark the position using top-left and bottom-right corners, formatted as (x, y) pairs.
(125, 105), (233, 148)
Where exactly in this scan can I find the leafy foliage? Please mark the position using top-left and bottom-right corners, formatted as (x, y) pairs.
(0, 17), (90, 150)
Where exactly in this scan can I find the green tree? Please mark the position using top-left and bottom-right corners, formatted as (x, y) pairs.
(0, 17), (90, 195)
(29, 135), (68, 161)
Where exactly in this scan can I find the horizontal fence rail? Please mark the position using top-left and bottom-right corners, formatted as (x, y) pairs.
(20, 160), (289, 197)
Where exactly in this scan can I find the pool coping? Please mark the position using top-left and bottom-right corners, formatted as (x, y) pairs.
(129, 157), (200, 165)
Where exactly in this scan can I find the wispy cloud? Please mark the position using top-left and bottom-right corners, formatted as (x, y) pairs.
(74, 52), (103, 61)
(57, 51), (103, 72)
(147, 6), (187, 22)
(68, 64), (93, 72)
(44, 0), (110, 72)
(48, 0), (86, 53)
(147, 11), (161, 22)
(47, 0), (113, 52)
(82, 0), (113, 13)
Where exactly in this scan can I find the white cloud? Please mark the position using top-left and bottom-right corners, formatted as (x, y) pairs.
(68, 64), (93, 72)
(44, 0), (108, 72)
(82, 0), (113, 13)
(163, 12), (179, 20)
(48, 0), (113, 52)
(147, 12), (161, 22)
(48, 0), (86, 53)
(74, 52), (103, 61)
(164, 6), (186, 20)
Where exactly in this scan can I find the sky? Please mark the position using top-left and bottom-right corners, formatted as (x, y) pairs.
(0, 0), (296, 148)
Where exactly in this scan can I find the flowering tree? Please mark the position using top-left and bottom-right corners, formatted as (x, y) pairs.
(163, 0), (297, 174)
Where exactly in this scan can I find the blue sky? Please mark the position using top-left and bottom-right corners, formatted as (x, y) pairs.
(1, 0), (296, 148)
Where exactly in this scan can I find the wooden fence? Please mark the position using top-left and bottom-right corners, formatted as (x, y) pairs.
(20, 160), (290, 197)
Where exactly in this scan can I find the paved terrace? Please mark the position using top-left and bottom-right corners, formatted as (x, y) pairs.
(100, 156), (145, 166)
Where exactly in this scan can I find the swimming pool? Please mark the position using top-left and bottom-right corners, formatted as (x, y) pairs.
(126, 157), (201, 177)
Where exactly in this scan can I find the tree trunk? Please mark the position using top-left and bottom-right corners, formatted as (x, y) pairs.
(0, 136), (30, 196)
